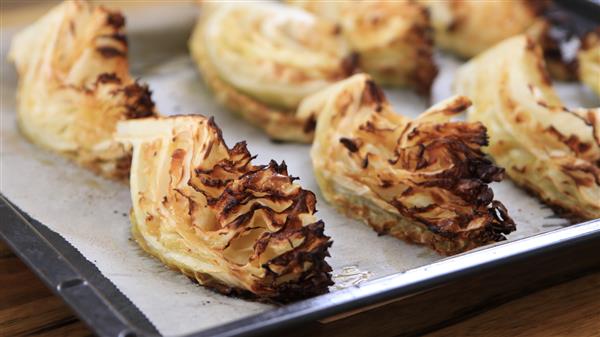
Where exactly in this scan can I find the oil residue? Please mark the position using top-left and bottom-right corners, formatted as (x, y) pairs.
(83, 178), (102, 190)
(332, 265), (373, 290)
(37, 158), (55, 167)
(416, 250), (437, 259)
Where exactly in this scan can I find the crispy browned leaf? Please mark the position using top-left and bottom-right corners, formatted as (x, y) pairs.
(421, 0), (546, 58)
(9, 0), (157, 179)
(116, 116), (332, 302)
(303, 73), (515, 255)
(455, 35), (600, 220)
(287, 0), (437, 94)
(578, 28), (600, 96)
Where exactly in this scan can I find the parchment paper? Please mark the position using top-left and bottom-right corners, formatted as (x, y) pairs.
(1, 4), (598, 337)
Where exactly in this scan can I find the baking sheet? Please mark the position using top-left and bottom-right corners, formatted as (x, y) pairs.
(1, 4), (599, 337)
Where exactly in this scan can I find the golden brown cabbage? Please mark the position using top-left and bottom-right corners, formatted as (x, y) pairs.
(578, 29), (600, 96)
(9, 0), (157, 179)
(455, 35), (600, 220)
(420, 0), (546, 58)
(302, 73), (515, 255)
(116, 116), (332, 302)
(287, 0), (437, 94)
(525, 19), (578, 81)
(188, 2), (354, 142)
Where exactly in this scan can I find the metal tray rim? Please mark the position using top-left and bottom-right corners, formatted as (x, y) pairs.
(2, 192), (600, 337)
(185, 217), (600, 337)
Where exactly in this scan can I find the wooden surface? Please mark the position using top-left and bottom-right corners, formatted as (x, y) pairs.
(0, 241), (92, 337)
(1, 240), (599, 337)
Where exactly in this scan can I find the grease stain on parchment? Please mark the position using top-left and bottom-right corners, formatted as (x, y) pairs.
(332, 265), (373, 290)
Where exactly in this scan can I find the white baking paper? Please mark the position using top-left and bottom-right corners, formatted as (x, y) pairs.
(1, 4), (598, 337)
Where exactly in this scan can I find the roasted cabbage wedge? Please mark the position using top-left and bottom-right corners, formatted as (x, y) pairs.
(455, 36), (600, 220)
(8, 0), (157, 179)
(116, 116), (333, 302)
(578, 29), (600, 96)
(287, 0), (437, 94)
(420, 0), (546, 59)
(189, 1), (353, 143)
(302, 74), (515, 255)
(526, 19), (578, 81)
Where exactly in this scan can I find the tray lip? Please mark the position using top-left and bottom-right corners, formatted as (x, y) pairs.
(2, 191), (600, 337)
(185, 218), (600, 337)
(0, 194), (158, 337)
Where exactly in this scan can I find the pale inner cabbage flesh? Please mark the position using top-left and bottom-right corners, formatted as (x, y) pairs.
(201, 2), (351, 109)
(8, 0), (156, 178)
(455, 35), (600, 220)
